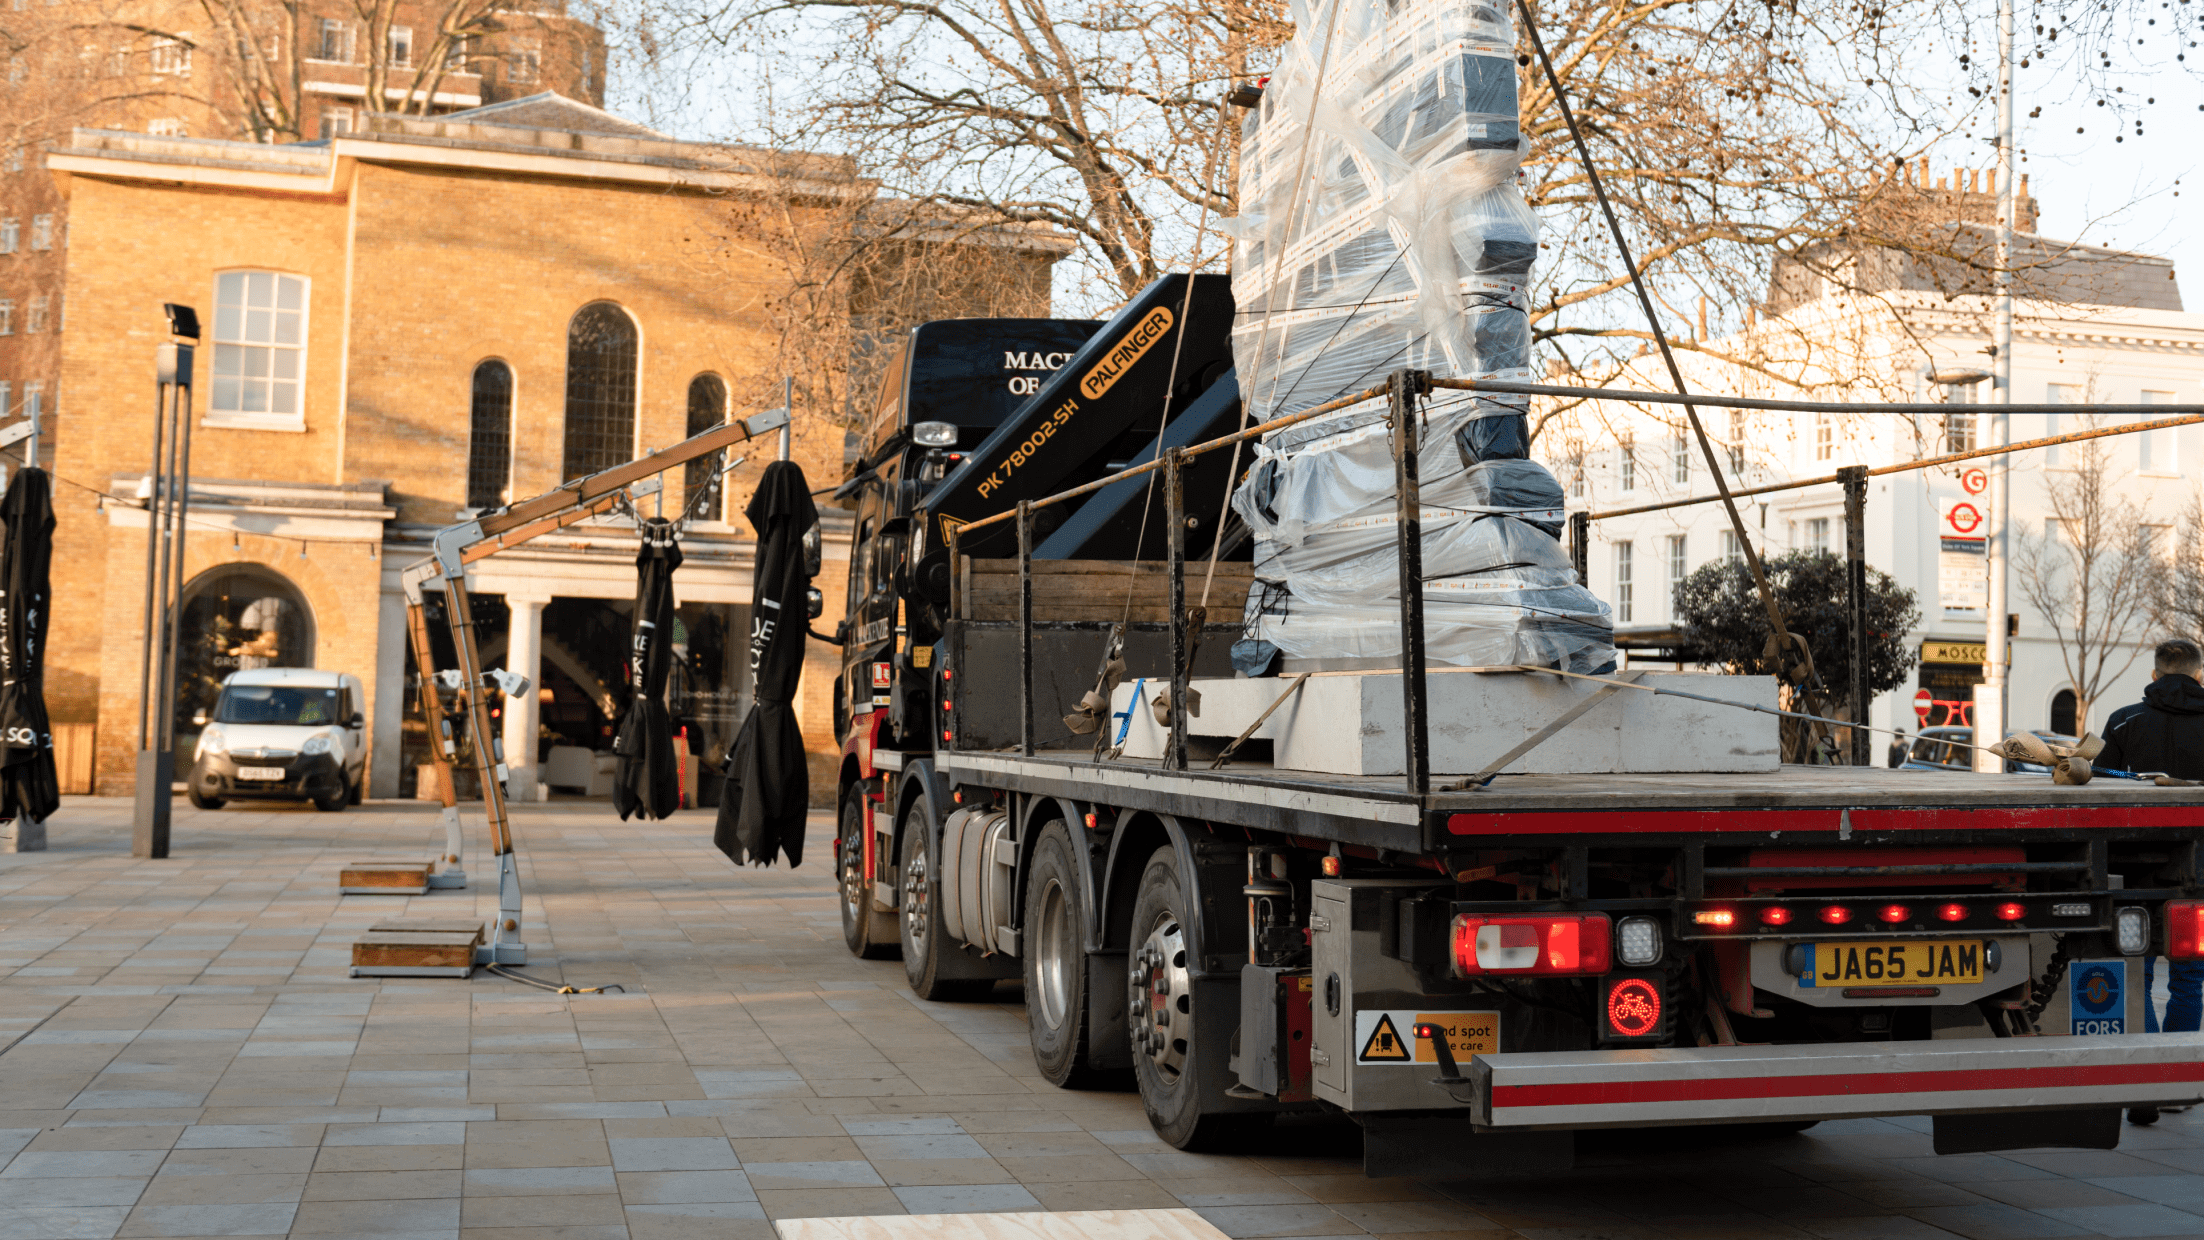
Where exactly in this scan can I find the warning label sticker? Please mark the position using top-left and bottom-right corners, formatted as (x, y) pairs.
(1359, 1015), (1411, 1061)
(1353, 1010), (1501, 1066)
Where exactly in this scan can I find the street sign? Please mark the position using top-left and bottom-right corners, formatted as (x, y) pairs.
(1961, 467), (1987, 495)
(1937, 498), (1989, 612)
(1914, 689), (1934, 723)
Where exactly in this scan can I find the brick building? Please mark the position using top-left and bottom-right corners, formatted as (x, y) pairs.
(44, 97), (1064, 802)
(0, 0), (602, 504)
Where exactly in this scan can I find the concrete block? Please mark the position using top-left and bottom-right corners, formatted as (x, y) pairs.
(1107, 668), (1779, 775)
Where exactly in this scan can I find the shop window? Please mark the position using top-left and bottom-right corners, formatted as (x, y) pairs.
(562, 302), (637, 480)
(468, 359), (513, 510)
(683, 373), (727, 521)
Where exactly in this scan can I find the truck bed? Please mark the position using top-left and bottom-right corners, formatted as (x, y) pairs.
(941, 750), (2204, 853)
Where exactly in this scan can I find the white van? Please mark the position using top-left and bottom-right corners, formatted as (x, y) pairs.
(188, 668), (368, 811)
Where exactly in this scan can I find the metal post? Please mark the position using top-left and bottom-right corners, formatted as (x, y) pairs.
(134, 343), (190, 857)
(1568, 510), (1590, 586)
(1166, 449), (1188, 773)
(777, 376), (792, 463)
(161, 380), (195, 755)
(1977, 0), (2015, 767)
(1839, 465), (1870, 766)
(1017, 500), (1033, 758)
(1390, 371), (1430, 799)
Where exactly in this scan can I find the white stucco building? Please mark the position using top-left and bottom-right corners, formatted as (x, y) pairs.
(1545, 227), (2198, 747)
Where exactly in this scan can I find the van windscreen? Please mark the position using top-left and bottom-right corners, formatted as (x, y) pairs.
(217, 685), (341, 726)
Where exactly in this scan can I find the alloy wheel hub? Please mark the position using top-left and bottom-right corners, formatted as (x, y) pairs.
(1129, 917), (1192, 1080)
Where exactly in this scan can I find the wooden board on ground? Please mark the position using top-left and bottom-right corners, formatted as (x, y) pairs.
(960, 559), (1252, 624)
(340, 862), (433, 895)
(778, 1209), (1230, 1240)
(350, 932), (478, 977)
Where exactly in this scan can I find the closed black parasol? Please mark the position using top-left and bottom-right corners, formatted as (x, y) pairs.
(0, 467), (57, 826)
(715, 461), (818, 867)
(613, 517), (683, 821)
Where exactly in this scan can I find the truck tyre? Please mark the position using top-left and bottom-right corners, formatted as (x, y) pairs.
(901, 800), (993, 1001)
(1129, 843), (1260, 1150)
(838, 797), (898, 960)
(1025, 819), (1106, 1087)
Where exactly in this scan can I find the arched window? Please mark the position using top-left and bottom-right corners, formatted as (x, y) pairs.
(173, 564), (317, 752)
(2050, 689), (2078, 737)
(467, 360), (513, 510)
(683, 373), (728, 521)
(563, 303), (638, 480)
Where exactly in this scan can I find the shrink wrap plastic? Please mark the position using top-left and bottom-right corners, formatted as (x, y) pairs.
(1224, 0), (1613, 672)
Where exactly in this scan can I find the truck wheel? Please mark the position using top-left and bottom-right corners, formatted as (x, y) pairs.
(901, 800), (992, 1001)
(1025, 819), (1103, 1087)
(313, 777), (349, 813)
(1129, 844), (1257, 1150)
(838, 798), (898, 960)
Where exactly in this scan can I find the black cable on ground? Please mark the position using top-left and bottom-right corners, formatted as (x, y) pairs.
(484, 962), (626, 995)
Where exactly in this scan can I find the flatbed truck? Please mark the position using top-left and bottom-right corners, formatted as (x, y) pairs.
(828, 282), (2204, 1174)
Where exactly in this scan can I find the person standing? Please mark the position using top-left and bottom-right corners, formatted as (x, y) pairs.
(2099, 638), (2204, 1125)
(1887, 729), (1911, 768)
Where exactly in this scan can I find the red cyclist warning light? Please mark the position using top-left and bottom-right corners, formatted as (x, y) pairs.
(1605, 977), (1663, 1038)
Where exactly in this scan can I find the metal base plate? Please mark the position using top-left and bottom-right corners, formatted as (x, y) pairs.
(475, 942), (528, 965)
(426, 872), (468, 889)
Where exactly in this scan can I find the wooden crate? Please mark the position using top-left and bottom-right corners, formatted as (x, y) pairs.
(350, 919), (484, 978)
(960, 559), (1253, 624)
(340, 861), (433, 895)
(350, 933), (479, 975)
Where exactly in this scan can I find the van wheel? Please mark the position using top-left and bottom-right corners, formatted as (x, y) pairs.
(1130, 844), (1261, 1150)
(838, 796), (898, 960)
(349, 771), (364, 805)
(187, 786), (224, 810)
(901, 800), (991, 1001)
(1025, 819), (1106, 1087)
(313, 778), (349, 813)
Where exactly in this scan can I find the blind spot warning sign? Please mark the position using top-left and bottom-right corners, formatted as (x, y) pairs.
(1358, 1014), (1411, 1061)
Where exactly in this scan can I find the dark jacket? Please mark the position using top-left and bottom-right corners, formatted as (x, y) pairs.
(2096, 675), (2204, 780)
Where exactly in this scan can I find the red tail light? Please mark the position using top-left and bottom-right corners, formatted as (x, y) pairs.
(1694, 910), (1735, 927)
(1937, 903), (1968, 922)
(1451, 914), (1612, 976)
(1819, 905), (1853, 925)
(1996, 902), (2026, 921)
(2169, 902), (2204, 960)
(1759, 906), (1792, 926)
(1878, 904), (1911, 924)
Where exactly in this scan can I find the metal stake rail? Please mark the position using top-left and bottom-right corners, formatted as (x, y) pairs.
(401, 408), (790, 966)
(960, 373), (2204, 793)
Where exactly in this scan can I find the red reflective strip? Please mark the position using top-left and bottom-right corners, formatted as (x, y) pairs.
(1448, 805), (2204, 836)
(1492, 1060), (2204, 1110)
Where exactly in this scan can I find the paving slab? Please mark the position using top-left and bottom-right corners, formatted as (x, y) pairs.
(4, 798), (2203, 1240)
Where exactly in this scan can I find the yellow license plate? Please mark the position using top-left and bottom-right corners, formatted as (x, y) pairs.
(1803, 940), (1982, 987)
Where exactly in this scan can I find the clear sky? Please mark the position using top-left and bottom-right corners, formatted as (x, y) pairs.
(2014, 54), (2199, 297)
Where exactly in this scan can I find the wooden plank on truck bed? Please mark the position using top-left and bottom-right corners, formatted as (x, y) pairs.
(961, 559), (1251, 623)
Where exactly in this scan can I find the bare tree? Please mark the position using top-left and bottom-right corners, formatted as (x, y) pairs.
(2147, 488), (2204, 647)
(2013, 423), (2156, 733)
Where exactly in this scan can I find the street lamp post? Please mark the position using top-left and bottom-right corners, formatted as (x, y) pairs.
(1974, 0), (2016, 771)
(133, 306), (198, 858)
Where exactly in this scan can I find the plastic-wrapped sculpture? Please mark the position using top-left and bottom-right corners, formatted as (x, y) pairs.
(1226, 0), (1614, 674)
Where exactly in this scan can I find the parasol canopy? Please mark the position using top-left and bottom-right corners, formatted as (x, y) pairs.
(0, 467), (58, 826)
(715, 460), (818, 867)
(613, 517), (683, 821)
